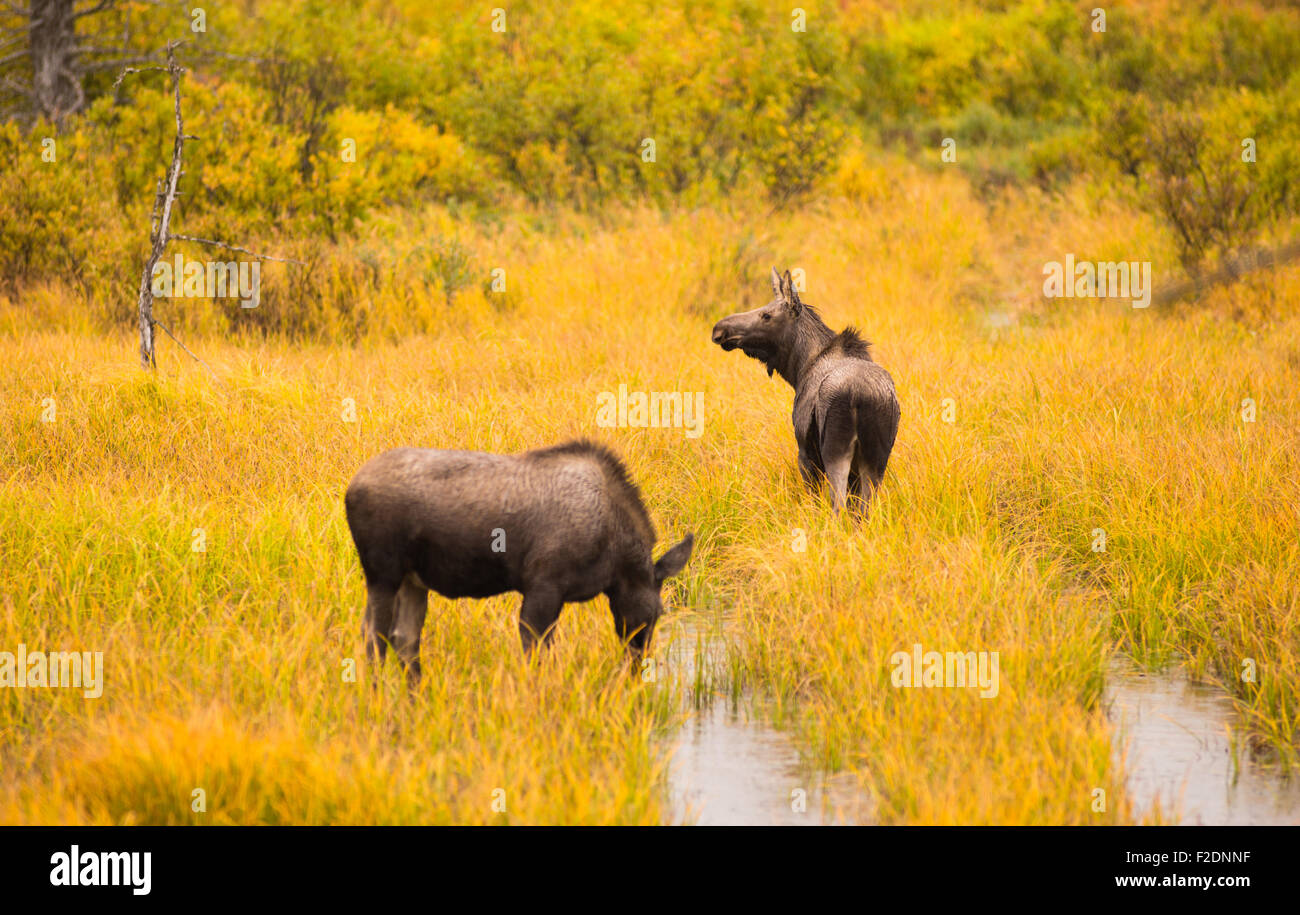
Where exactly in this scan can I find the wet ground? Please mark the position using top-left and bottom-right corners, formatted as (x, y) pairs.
(656, 614), (1299, 826)
(1104, 659), (1300, 825)
(658, 615), (871, 825)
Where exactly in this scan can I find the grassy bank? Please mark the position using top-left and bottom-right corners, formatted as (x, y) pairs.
(2, 171), (1297, 823)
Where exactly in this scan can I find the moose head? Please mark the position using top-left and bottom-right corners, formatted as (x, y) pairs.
(711, 267), (805, 377)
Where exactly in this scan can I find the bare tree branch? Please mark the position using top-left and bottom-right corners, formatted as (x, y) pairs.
(169, 234), (305, 265)
(110, 61), (167, 88)
(151, 317), (227, 388)
(71, 0), (114, 20)
(0, 73), (35, 99)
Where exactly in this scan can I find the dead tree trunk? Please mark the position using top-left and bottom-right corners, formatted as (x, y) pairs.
(125, 41), (186, 368)
(118, 41), (301, 372)
(3, 1), (151, 125)
(27, 0), (81, 122)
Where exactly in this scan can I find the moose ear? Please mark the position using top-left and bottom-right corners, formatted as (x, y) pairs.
(782, 270), (803, 314)
(654, 532), (694, 586)
(770, 266), (782, 297)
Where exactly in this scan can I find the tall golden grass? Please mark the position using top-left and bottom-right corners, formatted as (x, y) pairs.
(2, 166), (1297, 824)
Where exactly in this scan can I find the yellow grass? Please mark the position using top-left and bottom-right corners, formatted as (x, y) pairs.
(2, 168), (1297, 824)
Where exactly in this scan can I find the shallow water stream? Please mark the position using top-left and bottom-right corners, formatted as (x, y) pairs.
(656, 616), (1299, 826)
(658, 616), (871, 825)
(1104, 660), (1300, 825)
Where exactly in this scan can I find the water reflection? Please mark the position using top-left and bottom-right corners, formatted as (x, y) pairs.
(1105, 660), (1300, 825)
(658, 615), (871, 826)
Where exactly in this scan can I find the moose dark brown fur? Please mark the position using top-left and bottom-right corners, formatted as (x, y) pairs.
(344, 440), (693, 682)
(711, 268), (900, 514)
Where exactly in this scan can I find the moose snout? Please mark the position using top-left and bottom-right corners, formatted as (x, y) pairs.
(711, 319), (739, 350)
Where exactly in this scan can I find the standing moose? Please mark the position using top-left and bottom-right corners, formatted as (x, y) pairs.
(711, 268), (900, 514)
(345, 440), (694, 683)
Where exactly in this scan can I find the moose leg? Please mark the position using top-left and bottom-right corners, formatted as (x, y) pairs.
(853, 415), (895, 518)
(819, 419), (858, 515)
(797, 448), (820, 492)
(518, 586), (564, 657)
(391, 574), (429, 686)
(823, 452), (852, 513)
(362, 582), (397, 668)
(852, 450), (877, 517)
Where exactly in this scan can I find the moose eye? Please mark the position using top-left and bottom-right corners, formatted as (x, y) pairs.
(761, 312), (772, 322)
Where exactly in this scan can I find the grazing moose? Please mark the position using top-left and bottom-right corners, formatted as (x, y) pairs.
(711, 268), (900, 514)
(344, 440), (693, 683)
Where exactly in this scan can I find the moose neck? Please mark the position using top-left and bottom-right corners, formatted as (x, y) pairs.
(773, 307), (836, 388)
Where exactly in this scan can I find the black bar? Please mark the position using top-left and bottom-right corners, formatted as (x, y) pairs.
(0, 826), (1281, 901)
